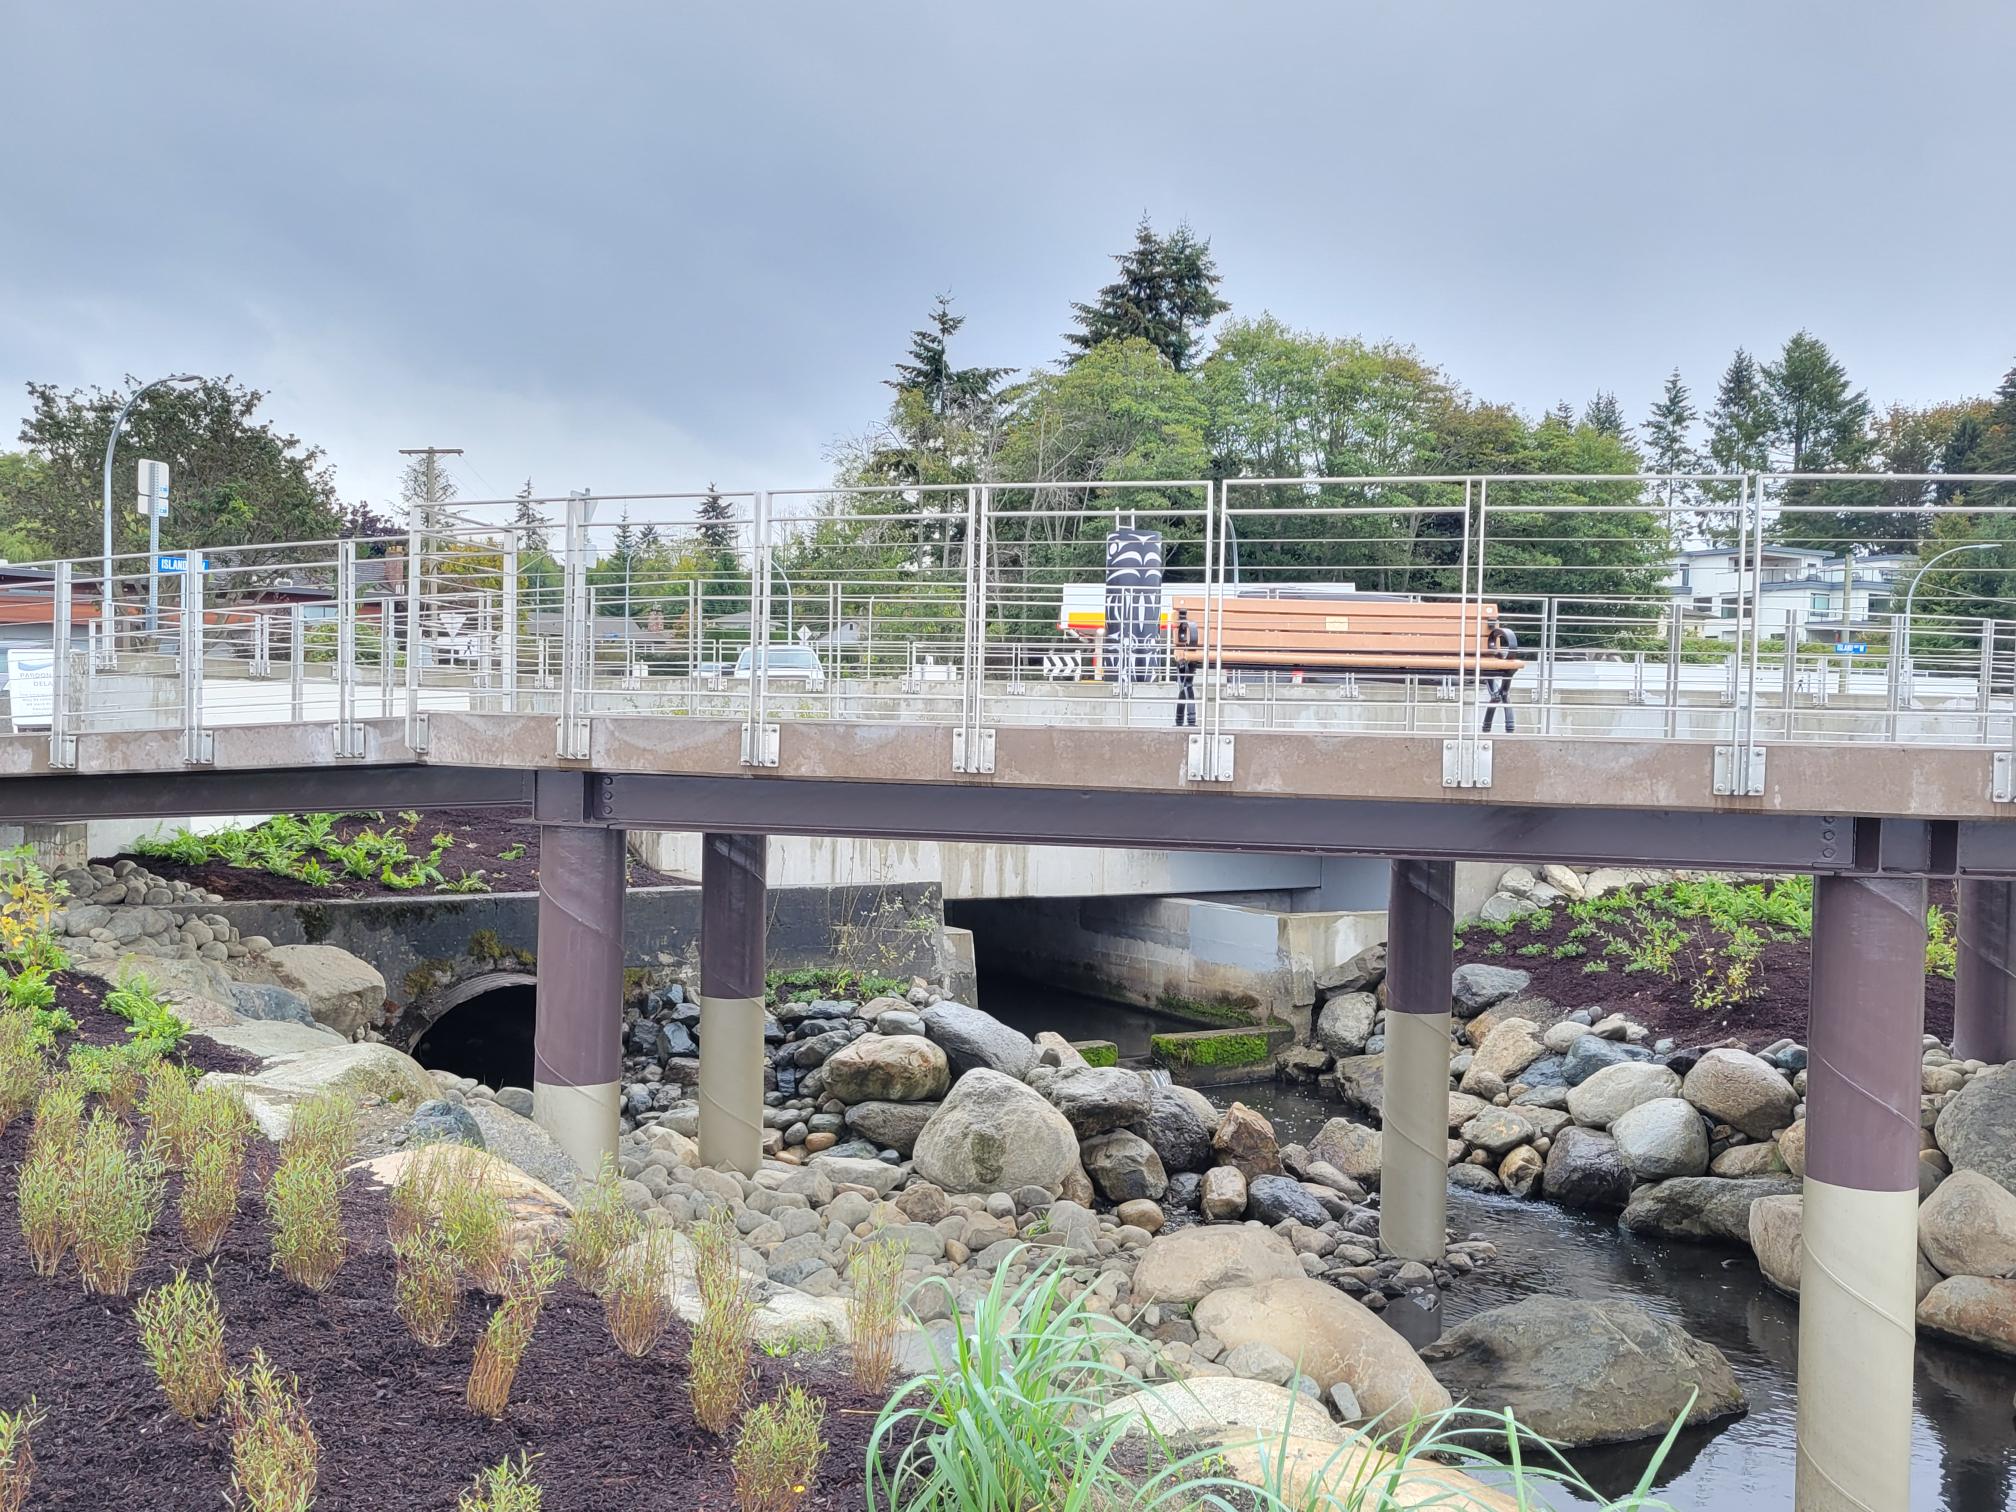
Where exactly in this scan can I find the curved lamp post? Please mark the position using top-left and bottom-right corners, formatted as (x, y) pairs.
(1902, 540), (1996, 706)
(101, 374), (200, 653)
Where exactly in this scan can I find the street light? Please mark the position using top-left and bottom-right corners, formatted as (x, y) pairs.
(1902, 540), (1996, 704)
(101, 374), (199, 654)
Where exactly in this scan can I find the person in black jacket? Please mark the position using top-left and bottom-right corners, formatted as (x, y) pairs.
(1173, 607), (1199, 726)
(1482, 614), (1518, 733)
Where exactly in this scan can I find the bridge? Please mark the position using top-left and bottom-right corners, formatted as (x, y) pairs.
(8, 468), (2016, 1512)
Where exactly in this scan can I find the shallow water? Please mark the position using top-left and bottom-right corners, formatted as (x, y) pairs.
(986, 977), (2016, 1511)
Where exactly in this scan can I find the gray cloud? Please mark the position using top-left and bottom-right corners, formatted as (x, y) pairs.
(2, 1), (2010, 511)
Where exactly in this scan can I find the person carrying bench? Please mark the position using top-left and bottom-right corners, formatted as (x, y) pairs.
(1482, 613), (1518, 733)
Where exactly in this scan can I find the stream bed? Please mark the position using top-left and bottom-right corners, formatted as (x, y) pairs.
(985, 977), (2016, 1511)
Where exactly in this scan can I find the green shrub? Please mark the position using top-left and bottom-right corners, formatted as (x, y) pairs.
(223, 1350), (318, 1512)
(845, 1234), (907, 1395)
(459, 1453), (543, 1511)
(732, 1384), (827, 1512)
(136, 1269), (228, 1420)
(267, 1149), (346, 1293)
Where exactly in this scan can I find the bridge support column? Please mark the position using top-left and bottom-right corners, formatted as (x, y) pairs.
(699, 832), (766, 1176)
(1380, 857), (1453, 1264)
(1955, 879), (2016, 1064)
(532, 823), (626, 1174)
(1796, 873), (1925, 1512)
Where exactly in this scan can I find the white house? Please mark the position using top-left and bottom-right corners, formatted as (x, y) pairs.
(1666, 545), (1912, 642)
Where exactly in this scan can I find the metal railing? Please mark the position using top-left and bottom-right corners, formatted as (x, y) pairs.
(10, 472), (2016, 786)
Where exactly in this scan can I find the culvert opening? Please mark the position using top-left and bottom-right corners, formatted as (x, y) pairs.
(411, 983), (537, 1090)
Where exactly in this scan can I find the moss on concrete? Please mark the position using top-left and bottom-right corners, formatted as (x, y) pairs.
(1150, 1027), (1273, 1070)
(1075, 1040), (1120, 1068)
(1155, 992), (1262, 1029)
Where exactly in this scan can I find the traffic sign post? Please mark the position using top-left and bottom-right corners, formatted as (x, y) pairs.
(1834, 643), (1868, 655)
(138, 459), (170, 635)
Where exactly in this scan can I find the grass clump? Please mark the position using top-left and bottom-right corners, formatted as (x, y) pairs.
(459, 1453), (543, 1511)
(387, 1143), (458, 1245)
(566, 1156), (642, 1295)
(139, 1060), (200, 1165)
(15, 1142), (68, 1278)
(282, 1091), (359, 1169)
(27, 1071), (84, 1162)
(0, 1399), (44, 1512)
(845, 1233), (907, 1395)
(732, 1384), (827, 1512)
(465, 1250), (563, 1419)
(603, 1227), (676, 1359)
(72, 1108), (164, 1296)
(267, 1147), (347, 1293)
(0, 1012), (42, 1132)
(223, 1349), (318, 1512)
(438, 1153), (514, 1291)
(180, 1084), (254, 1257)
(689, 1209), (758, 1435)
(136, 1268), (229, 1420)
(393, 1225), (463, 1349)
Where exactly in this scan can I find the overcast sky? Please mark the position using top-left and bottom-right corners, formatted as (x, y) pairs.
(2, 2), (2010, 517)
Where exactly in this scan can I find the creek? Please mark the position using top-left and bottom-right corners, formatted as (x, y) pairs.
(984, 976), (2016, 1511)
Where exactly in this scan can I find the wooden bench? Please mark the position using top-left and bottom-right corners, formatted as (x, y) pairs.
(1167, 596), (1521, 677)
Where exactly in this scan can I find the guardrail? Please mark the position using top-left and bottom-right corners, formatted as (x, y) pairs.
(10, 470), (2016, 793)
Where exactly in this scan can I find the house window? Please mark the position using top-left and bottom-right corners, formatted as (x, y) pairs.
(1868, 595), (1893, 616)
(1692, 597), (1715, 615)
(1810, 594), (1831, 613)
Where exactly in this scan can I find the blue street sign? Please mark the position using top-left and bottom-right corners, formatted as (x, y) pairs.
(156, 555), (214, 573)
(1834, 642), (1868, 655)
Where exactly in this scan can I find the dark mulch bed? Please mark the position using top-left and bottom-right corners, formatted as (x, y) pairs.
(51, 971), (257, 1076)
(0, 1125), (890, 1510)
(1454, 883), (1957, 1051)
(99, 806), (680, 903)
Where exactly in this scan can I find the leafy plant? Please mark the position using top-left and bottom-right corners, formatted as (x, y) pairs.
(394, 1226), (463, 1348)
(293, 859), (335, 889)
(846, 1233), (907, 1396)
(0, 1398), (45, 1512)
(1514, 943), (1548, 957)
(603, 1227), (676, 1359)
(223, 1350), (318, 1512)
(267, 1148), (347, 1293)
(1689, 924), (1765, 1014)
(1927, 904), (1958, 980)
(136, 1268), (229, 1420)
(689, 1210), (758, 1434)
(1550, 942), (1586, 960)
(497, 843), (527, 863)
(465, 1250), (563, 1419)
(1582, 961), (1611, 975)
(566, 1157), (642, 1295)
(102, 968), (191, 1054)
(27, 1071), (84, 1163)
(139, 1060), (200, 1166)
(436, 869), (492, 894)
(0, 847), (67, 974)
(732, 1384), (827, 1512)
(387, 1144), (456, 1245)
(1482, 942), (1505, 956)
(460, 1453), (543, 1512)
(71, 1108), (165, 1295)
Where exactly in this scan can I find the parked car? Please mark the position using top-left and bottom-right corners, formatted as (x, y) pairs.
(731, 645), (827, 689)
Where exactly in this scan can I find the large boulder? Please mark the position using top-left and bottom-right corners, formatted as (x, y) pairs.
(1561, 1034), (1652, 1086)
(227, 983), (318, 1027)
(1917, 1276), (2016, 1357)
(1566, 1061), (1681, 1130)
(461, 1097), (584, 1199)
(1331, 1054), (1386, 1117)
(1126, 1083), (1215, 1173)
(1934, 1065), (2016, 1199)
(1776, 1120), (1808, 1179)
(1450, 964), (1530, 1017)
(1131, 1225), (1303, 1306)
(1315, 993), (1377, 1058)
(1609, 1097), (1711, 1181)
(1420, 1297), (1745, 1446)
(920, 1001), (1038, 1080)
(1079, 1129), (1168, 1203)
(353, 1147), (572, 1252)
(1245, 1174), (1330, 1228)
(1681, 1049), (1798, 1141)
(843, 1099), (940, 1156)
(203, 1041), (436, 1140)
(1918, 1170), (2016, 1279)
(1460, 1019), (1543, 1094)
(1542, 1127), (1634, 1209)
(1317, 943), (1387, 997)
(1620, 1176), (1801, 1245)
(1212, 1102), (1284, 1180)
(1194, 1278), (1452, 1420)
(1308, 1118), (1382, 1186)
(819, 1034), (950, 1104)
(1749, 1194), (1804, 1295)
(240, 943), (387, 1039)
(1038, 1065), (1154, 1137)
(911, 1068), (1079, 1196)
(1460, 1106), (1536, 1160)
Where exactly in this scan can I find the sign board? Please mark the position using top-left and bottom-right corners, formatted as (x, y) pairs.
(136, 458), (170, 518)
(6, 648), (54, 732)
(1833, 642), (1868, 655)
(156, 555), (214, 574)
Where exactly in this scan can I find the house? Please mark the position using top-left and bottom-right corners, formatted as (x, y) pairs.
(1667, 546), (1911, 642)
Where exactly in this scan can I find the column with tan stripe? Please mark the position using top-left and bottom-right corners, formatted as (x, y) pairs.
(1796, 873), (1925, 1512)
(1380, 857), (1454, 1264)
(531, 823), (626, 1174)
(699, 831), (767, 1177)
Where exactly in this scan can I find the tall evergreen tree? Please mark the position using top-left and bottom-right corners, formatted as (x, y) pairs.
(610, 509), (638, 567)
(1064, 217), (1229, 372)
(885, 295), (1011, 422)
(1763, 331), (1873, 473)
(510, 479), (549, 553)
(1641, 369), (1700, 536)
(1582, 391), (1626, 437)
(695, 485), (736, 553)
(1707, 350), (1773, 475)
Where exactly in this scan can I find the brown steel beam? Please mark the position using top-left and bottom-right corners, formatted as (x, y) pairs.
(0, 765), (532, 825)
